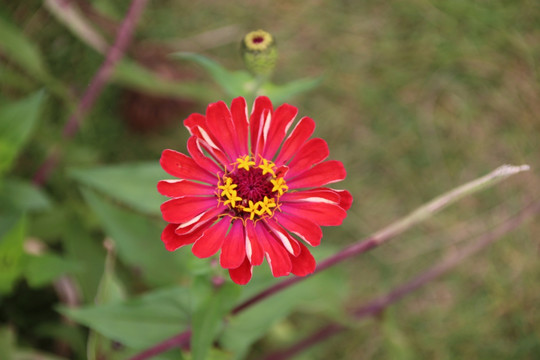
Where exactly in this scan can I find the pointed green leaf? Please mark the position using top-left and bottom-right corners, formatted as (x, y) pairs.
(0, 216), (26, 294)
(0, 91), (45, 174)
(80, 187), (187, 286)
(191, 283), (240, 360)
(0, 178), (52, 212)
(0, 17), (48, 79)
(112, 59), (219, 101)
(69, 162), (164, 215)
(25, 253), (81, 288)
(173, 52), (253, 98)
(61, 286), (193, 349)
(261, 76), (322, 104)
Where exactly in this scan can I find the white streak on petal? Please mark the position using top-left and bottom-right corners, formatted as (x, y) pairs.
(295, 197), (336, 204)
(198, 126), (219, 149)
(178, 211), (205, 228)
(262, 110), (272, 142)
(245, 234), (253, 262)
(273, 229), (295, 254)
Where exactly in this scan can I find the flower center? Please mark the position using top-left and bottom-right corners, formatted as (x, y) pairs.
(218, 155), (288, 221)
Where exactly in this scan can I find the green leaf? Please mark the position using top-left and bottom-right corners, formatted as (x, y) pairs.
(0, 17), (48, 79)
(173, 52), (253, 99)
(86, 243), (127, 360)
(0, 178), (52, 213)
(0, 326), (15, 360)
(261, 76), (322, 104)
(112, 59), (220, 102)
(191, 283), (240, 360)
(69, 162), (164, 216)
(0, 91), (45, 174)
(24, 253), (81, 288)
(220, 266), (347, 360)
(380, 308), (416, 360)
(0, 216), (26, 294)
(80, 187), (187, 286)
(60, 286), (193, 349)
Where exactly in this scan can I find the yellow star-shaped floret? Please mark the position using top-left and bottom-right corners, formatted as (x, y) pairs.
(256, 196), (277, 216)
(243, 200), (259, 220)
(258, 158), (276, 176)
(218, 177), (237, 197)
(236, 155), (255, 171)
(223, 189), (242, 208)
(270, 177), (288, 196)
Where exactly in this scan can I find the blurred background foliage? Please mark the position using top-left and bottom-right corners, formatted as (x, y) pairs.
(0, 0), (539, 359)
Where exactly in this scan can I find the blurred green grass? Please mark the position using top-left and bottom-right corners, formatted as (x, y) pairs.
(2, 0), (540, 359)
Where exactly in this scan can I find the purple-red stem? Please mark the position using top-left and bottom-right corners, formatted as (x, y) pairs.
(264, 200), (540, 360)
(32, 0), (148, 186)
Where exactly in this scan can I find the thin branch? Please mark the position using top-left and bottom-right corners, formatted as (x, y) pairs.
(264, 200), (540, 360)
(32, 0), (148, 186)
(233, 164), (530, 313)
(62, 0), (149, 137)
(127, 164), (530, 360)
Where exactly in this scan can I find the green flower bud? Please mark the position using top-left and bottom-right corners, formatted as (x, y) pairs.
(241, 30), (278, 77)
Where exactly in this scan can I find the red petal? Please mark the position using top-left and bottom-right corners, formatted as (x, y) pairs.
(245, 221), (264, 266)
(280, 188), (341, 205)
(286, 138), (329, 179)
(336, 189), (353, 211)
(286, 160), (346, 189)
(160, 196), (218, 223)
(162, 223), (205, 251)
(265, 219), (301, 256)
(273, 212), (323, 246)
(183, 113), (230, 168)
(249, 96), (273, 156)
(157, 179), (214, 197)
(261, 103), (298, 160)
(254, 223), (292, 277)
(206, 101), (240, 159)
(229, 257), (253, 285)
(230, 97), (249, 156)
(160, 149), (217, 184)
(280, 201), (347, 226)
(174, 206), (224, 235)
(191, 217), (231, 258)
(274, 117), (315, 165)
(187, 136), (222, 175)
(290, 242), (316, 276)
(220, 220), (247, 269)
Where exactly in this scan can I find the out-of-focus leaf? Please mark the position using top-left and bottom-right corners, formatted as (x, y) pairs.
(86, 241), (126, 360)
(94, 240), (126, 306)
(61, 286), (193, 349)
(0, 216), (26, 294)
(380, 308), (416, 360)
(0, 17), (48, 79)
(0, 17), (72, 105)
(0, 178), (52, 212)
(80, 187), (187, 286)
(69, 162), (164, 216)
(0, 91), (44, 174)
(220, 266), (347, 360)
(172, 52), (253, 99)
(0, 63), (35, 92)
(261, 76), (322, 105)
(61, 219), (106, 302)
(24, 253), (81, 288)
(112, 59), (219, 101)
(0, 326), (15, 360)
(191, 283), (241, 360)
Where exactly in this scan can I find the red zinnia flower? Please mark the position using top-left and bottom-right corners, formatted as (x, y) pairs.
(158, 96), (352, 285)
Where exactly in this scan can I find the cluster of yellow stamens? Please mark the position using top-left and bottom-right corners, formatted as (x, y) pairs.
(217, 155), (289, 221)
